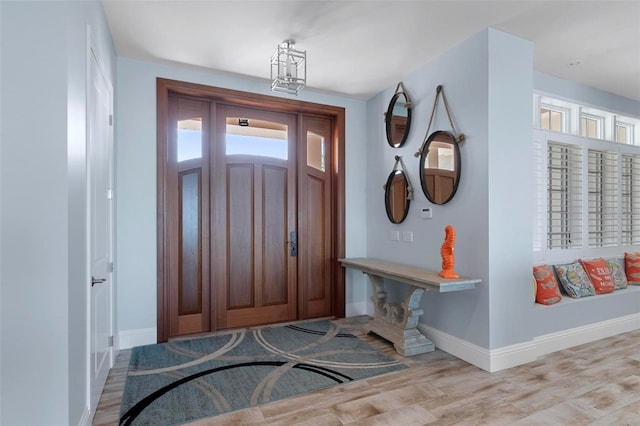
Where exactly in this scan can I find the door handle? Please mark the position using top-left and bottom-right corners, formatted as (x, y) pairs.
(289, 231), (297, 257)
(91, 276), (107, 287)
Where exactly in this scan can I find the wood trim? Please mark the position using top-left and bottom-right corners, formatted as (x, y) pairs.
(334, 110), (346, 318)
(156, 78), (346, 342)
(157, 78), (343, 116)
(156, 81), (169, 343)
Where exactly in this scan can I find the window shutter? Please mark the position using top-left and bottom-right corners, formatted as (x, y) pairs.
(547, 142), (582, 249)
(588, 149), (618, 247)
(533, 136), (547, 253)
(622, 153), (640, 245)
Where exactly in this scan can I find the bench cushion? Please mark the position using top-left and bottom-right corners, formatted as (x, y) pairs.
(533, 265), (562, 305)
(605, 258), (628, 289)
(581, 258), (615, 294)
(554, 262), (596, 298)
(625, 252), (640, 285)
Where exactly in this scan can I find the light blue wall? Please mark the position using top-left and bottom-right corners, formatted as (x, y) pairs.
(115, 58), (369, 334)
(535, 71), (640, 117)
(486, 29), (534, 348)
(0, 1), (116, 424)
(366, 29), (536, 350)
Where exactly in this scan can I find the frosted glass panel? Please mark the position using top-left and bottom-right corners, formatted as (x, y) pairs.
(179, 170), (201, 315)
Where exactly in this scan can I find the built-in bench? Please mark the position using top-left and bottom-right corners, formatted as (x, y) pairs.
(535, 256), (637, 307)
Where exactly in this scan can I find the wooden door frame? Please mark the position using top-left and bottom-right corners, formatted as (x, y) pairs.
(156, 78), (346, 342)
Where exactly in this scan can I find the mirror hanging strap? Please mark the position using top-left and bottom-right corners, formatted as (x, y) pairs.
(415, 85), (465, 157)
(383, 155), (414, 200)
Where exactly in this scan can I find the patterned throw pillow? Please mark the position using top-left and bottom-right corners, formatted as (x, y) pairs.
(580, 258), (615, 294)
(533, 265), (562, 305)
(554, 262), (596, 298)
(625, 252), (640, 286)
(605, 258), (628, 289)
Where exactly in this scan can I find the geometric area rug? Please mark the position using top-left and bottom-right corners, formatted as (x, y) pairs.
(119, 320), (407, 425)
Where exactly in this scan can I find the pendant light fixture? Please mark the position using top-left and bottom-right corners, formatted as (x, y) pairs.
(270, 39), (306, 95)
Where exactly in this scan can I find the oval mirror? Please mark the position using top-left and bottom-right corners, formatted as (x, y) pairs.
(385, 170), (410, 223)
(419, 130), (461, 205)
(385, 92), (412, 148)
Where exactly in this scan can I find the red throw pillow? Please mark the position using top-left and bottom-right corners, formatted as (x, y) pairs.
(533, 265), (562, 305)
(581, 258), (615, 294)
(625, 252), (640, 285)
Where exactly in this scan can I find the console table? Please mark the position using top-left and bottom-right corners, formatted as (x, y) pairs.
(339, 257), (480, 356)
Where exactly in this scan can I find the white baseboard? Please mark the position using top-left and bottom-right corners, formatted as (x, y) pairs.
(418, 312), (640, 373)
(77, 407), (91, 426)
(417, 323), (493, 372)
(532, 312), (640, 357)
(117, 327), (157, 350)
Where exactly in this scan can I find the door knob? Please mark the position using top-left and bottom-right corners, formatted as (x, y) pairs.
(91, 276), (107, 287)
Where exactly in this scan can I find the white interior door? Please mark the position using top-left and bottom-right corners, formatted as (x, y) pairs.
(88, 46), (114, 413)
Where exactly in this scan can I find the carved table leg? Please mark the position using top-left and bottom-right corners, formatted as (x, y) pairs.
(361, 273), (435, 356)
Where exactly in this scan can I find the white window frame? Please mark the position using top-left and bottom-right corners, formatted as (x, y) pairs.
(534, 93), (640, 145)
(538, 103), (570, 133)
(615, 120), (634, 145)
(580, 111), (604, 140)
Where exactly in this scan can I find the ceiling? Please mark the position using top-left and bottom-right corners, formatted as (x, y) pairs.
(101, 0), (640, 101)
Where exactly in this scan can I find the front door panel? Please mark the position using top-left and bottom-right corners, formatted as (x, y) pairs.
(214, 106), (298, 329)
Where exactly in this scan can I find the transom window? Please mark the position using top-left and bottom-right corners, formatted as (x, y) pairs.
(581, 114), (603, 139)
(540, 106), (566, 132)
(616, 121), (633, 144)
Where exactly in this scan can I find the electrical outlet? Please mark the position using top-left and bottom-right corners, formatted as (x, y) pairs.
(401, 231), (413, 242)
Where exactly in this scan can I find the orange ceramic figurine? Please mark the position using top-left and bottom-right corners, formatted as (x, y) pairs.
(439, 225), (459, 279)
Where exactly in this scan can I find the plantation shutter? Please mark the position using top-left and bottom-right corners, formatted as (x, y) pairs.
(547, 142), (583, 249)
(622, 153), (640, 245)
(533, 135), (547, 253)
(588, 149), (618, 247)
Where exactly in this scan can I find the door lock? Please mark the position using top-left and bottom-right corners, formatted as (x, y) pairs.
(91, 276), (107, 287)
(289, 231), (297, 257)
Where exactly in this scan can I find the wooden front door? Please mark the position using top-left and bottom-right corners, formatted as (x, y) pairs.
(213, 105), (298, 329)
(157, 80), (346, 342)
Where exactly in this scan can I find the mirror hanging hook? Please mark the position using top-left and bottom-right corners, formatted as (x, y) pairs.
(395, 82), (413, 109)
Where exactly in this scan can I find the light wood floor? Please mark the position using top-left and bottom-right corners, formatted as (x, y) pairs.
(93, 317), (640, 425)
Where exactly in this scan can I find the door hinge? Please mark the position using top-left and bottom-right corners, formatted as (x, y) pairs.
(108, 336), (114, 347)
(109, 114), (113, 126)
(107, 262), (114, 273)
